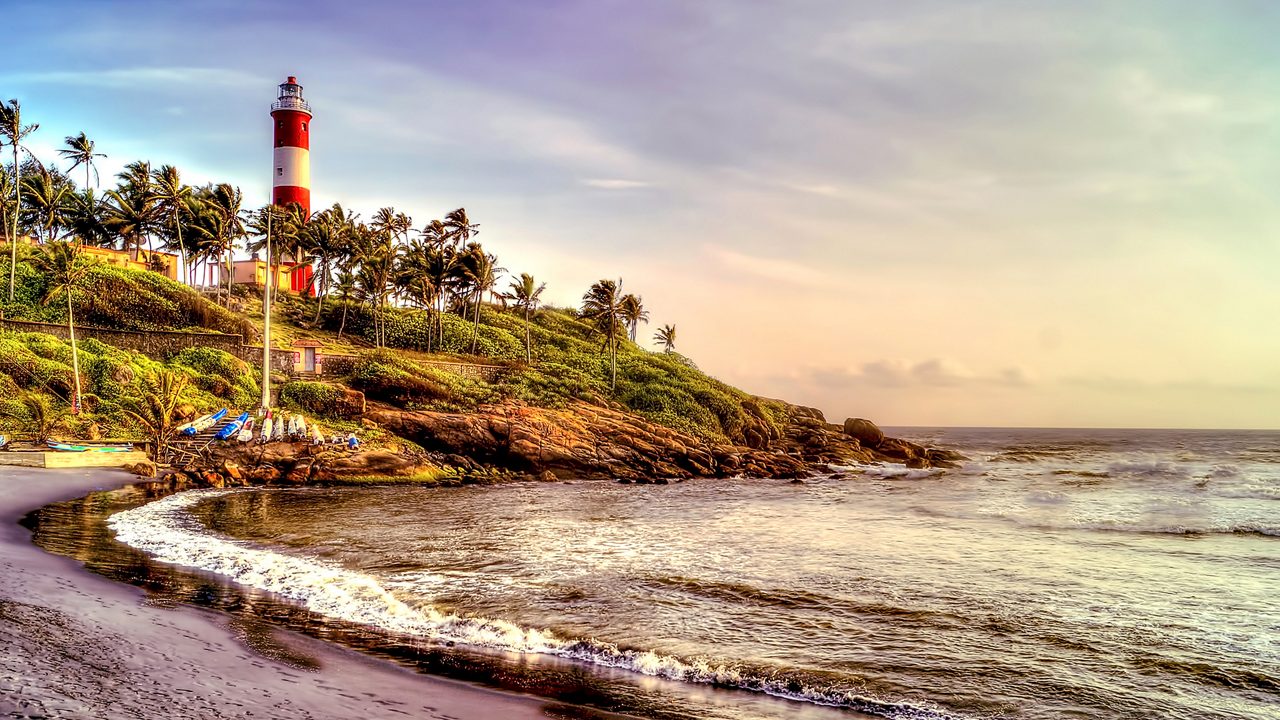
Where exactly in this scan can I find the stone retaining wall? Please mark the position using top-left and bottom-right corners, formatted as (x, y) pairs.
(0, 319), (294, 373)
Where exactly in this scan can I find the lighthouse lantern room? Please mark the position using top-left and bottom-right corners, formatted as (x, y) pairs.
(270, 75), (314, 294)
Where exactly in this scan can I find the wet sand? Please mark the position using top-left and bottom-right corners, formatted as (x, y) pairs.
(0, 467), (571, 719)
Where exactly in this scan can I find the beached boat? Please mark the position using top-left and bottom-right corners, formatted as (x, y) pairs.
(180, 408), (228, 437)
(260, 412), (274, 444)
(236, 418), (255, 443)
(215, 412), (250, 441)
(272, 413), (285, 442)
(47, 441), (134, 453)
(295, 415), (308, 439)
(311, 423), (324, 445)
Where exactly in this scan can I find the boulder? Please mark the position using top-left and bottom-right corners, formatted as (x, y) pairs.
(123, 461), (156, 478)
(843, 418), (884, 447)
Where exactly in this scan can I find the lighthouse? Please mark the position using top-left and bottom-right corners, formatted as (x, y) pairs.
(270, 75), (313, 293)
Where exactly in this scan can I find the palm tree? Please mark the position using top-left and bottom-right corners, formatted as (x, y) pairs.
(121, 370), (190, 460)
(151, 164), (193, 283)
(103, 176), (157, 259)
(653, 324), (677, 353)
(333, 268), (357, 339)
(618, 293), (649, 343)
(581, 279), (625, 391)
(64, 188), (111, 248)
(502, 273), (546, 364)
(189, 183), (244, 304)
(29, 241), (94, 413)
(3, 392), (57, 445)
(455, 244), (503, 354)
(20, 163), (73, 243)
(57, 132), (105, 192)
(443, 207), (479, 248)
(1, 98), (39, 301)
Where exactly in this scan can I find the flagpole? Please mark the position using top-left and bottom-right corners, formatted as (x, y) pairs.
(260, 208), (272, 414)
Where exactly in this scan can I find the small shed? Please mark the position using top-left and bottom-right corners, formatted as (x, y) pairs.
(292, 339), (324, 373)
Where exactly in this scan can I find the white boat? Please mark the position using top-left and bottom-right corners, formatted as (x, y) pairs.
(180, 409), (227, 437)
(295, 415), (308, 439)
(311, 423), (324, 445)
(272, 413), (285, 441)
(237, 418), (256, 443)
(260, 413), (274, 444)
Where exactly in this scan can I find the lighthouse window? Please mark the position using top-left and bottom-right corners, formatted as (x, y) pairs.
(277, 168), (283, 176)
(302, 122), (307, 131)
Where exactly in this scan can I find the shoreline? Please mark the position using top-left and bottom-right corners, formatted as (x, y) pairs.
(0, 467), (611, 719)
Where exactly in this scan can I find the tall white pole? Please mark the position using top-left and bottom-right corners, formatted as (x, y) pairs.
(260, 209), (272, 413)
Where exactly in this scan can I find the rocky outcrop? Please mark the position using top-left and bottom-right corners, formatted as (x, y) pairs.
(364, 399), (963, 481)
(843, 417), (885, 447)
(166, 397), (963, 487)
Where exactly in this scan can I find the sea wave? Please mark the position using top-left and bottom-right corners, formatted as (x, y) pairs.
(108, 490), (967, 720)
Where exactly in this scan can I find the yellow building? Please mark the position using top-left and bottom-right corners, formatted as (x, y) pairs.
(231, 259), (312, 295)
(4, 235), (179, 281)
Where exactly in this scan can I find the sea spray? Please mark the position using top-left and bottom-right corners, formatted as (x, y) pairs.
(107, 489), (963, 720)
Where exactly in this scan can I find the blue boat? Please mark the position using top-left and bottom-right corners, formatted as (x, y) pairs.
(215, 412), (250, 441)
(181, 408), (227, 436)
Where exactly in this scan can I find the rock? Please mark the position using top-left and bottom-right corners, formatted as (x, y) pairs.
(85, 423), (103, 441)
(536, 470), (558, 482)
(123, 461), (156, 478)
(202, 472), (225, 488)
(286, 459), (313, 483)
(175, 403), (196, 422)
(843, 418), (885, 447)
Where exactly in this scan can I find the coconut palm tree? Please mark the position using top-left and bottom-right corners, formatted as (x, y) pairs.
(502, 272), (546, 363)
(64, 188), (111, 248)
(4, 392), (57, 445)
(581, 279), (625, 391)
(455, 244), (503, 354)
(189, 183), (245, 304)
(618, 293), (649, 343)
(1, 98), (39, 301)
(103, 177), (157, 259)
(20, 163), (73, 243)
(29, 241), (94, 413)
(333, 267), (357, 339)
(443, 207), (478, 248)
(653, 324), (677, 353)
(57, 132), (105, 192)
(151, 165), (193, 284)
(121, 369), (190, 460)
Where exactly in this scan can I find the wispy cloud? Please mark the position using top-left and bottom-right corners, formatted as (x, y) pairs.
(803, 359), (1034, 389)
(702, 245), (833, 287)
(581, 178), (652, 190)
(0, 67), (263, 88)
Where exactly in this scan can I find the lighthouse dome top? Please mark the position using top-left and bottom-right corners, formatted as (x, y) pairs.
(271, 75), (311, 115)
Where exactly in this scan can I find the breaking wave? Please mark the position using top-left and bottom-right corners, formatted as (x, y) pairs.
(108, 490), (965, 720)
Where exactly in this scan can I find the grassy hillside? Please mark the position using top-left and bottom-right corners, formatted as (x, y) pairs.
(0, 255), (787, 445)
(0, 244), (252, 337)
(0, 331), (257, 440)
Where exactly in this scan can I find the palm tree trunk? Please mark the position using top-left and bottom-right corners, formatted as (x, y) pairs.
(7, 143), (19, 302)
(470, 289), (483, 354)
(337, 294), (348, 339)
(68, 290), (82, 415)
(524, 305), (532, 364)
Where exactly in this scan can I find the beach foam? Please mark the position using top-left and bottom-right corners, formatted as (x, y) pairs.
(108, 489), (966, 720)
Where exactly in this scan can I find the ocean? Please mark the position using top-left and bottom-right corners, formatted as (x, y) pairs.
(31, 428), (1280, 719)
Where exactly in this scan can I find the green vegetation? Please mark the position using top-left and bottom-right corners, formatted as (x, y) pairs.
(0, 331), (256, 441)
(0, 102), (787, 448)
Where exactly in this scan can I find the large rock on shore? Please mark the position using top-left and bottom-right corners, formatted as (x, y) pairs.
(367, 401), (819, 481)
(843, 417), (884, 447)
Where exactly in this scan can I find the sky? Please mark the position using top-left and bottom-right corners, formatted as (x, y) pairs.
(4, 0), (1279, 428)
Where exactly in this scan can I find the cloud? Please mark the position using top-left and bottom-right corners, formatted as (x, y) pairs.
(803, 359), (1034, 389)
(703, 244), (834, 286)
(0, 67), (263, 88)
(581, 178), (652, 190)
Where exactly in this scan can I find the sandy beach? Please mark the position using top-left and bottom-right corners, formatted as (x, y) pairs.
(0, 467), (580, 719)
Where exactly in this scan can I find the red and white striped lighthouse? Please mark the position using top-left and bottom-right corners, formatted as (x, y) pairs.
(271, 76), (311, 214)
(270, 75), (313, 293)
